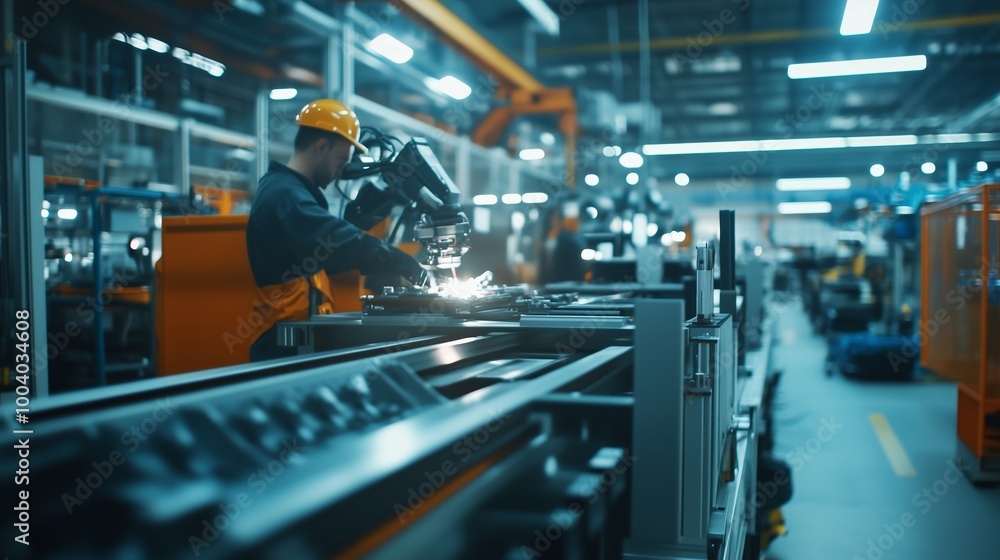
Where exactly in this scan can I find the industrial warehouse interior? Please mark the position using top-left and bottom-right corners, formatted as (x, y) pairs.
(2, 0), (1000, 558)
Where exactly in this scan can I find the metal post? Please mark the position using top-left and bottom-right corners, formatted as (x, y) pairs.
(325, 34), (341, 100)
(177, 118), (191, 196)
(719, 210), (735, 291)
(696, 243), (715, 321)
(28, 156), (49, 396)
(341, 3), (356, 107)
(255, 91), (269, 194)
(2, 37), (50, 397)
(92, 194), (105, 385)
(456, 136), (470, 193)
(628, 299), (686, 549)
(947, 157), (957, 190)
(523, 23), (536, 70)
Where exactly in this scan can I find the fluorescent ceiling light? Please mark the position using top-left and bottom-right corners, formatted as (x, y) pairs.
(41, 209), (49, 218)
(767, 137), (848, 150)
(647, 223), (659, 237)
(775, 177), (851, 191)
(643, 132), (990, 156)
(645, 139), (760, 155)
(934, 133), (972, 143)
(847, 135), (918, 147)
(128, 33), (148, 50)
(777, 202), (833, 215)
(114, 32), (164, 52)
(708, 102), (739, 116)
(269, 88), (298, 100)
(173, 47), (225, 77)
(518, 0), (559, 36)
(619, 152), (644, 168)
(232, 0), (265, 15)
(977, 161), (989, 172)
(57, 208), (78, 220)
(921, 162), (936, 174)
(369, 33), (413, 64)
(584, 174), (600, 186)
(519, 148), (545, 161)
(671, 230), (686, 242)
(840, 0), (880, 36)
(425, 76), (471, 100)
(502, 193), (522, 205)
(788, 55), (926, 79)
(146, 36), (170, 54)
(626, 172), (639, 185)
(674, 173), (690, 186)
(870, 164), (885, 177)
(540, 132), (556, 146)
(581, 249), (597, 261)
(602, 146), (616, 157)
(473, 194), (498, 206)
(522, 192), (549, 204)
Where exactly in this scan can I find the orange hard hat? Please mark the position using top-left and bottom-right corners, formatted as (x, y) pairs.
(295, 99), (368, 154)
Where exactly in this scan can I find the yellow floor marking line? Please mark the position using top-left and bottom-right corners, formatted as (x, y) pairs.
(869, 412), (918, 477)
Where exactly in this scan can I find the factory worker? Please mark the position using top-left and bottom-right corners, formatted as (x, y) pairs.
(245, 99), (423, 362)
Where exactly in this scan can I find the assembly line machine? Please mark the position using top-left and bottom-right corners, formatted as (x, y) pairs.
(3, 212), (777, 560)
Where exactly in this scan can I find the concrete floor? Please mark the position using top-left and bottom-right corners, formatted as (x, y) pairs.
(764, 299), (1000, 560)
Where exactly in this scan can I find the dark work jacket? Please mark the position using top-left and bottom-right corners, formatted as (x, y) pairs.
(245, 161), (375, 361)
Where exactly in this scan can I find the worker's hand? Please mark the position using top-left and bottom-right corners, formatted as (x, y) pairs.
(362, 236), (426, 285)
(386, 245), (427, 286)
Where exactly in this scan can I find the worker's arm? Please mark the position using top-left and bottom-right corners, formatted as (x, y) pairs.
(267, 188), (422, 281)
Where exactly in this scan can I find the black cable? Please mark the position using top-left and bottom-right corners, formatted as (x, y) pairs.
(388, 204), (415, 245)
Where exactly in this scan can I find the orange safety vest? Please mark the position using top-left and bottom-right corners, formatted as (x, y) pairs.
(246, 270), (337, 348)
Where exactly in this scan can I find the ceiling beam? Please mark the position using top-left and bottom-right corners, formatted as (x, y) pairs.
(392, 0), (544, 92)
(536, 11), (1000, 57)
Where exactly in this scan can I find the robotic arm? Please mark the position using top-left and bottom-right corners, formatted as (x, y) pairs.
(340, 134), (471, 270)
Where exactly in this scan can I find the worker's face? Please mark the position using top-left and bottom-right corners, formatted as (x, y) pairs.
(314, 138), (354, 187)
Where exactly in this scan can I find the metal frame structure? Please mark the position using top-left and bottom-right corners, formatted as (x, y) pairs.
(1, 36), (49, 397)
(921, 183), (1000, 482)
(393, 0), (579, 187)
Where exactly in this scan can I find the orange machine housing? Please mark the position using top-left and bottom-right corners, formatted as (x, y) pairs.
(156, 215), (364, 376)
(921, 184), (1000, 472)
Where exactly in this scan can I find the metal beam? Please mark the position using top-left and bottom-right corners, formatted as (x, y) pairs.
(538, 11), (1000, 57)
(393, 0), (544, 92)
